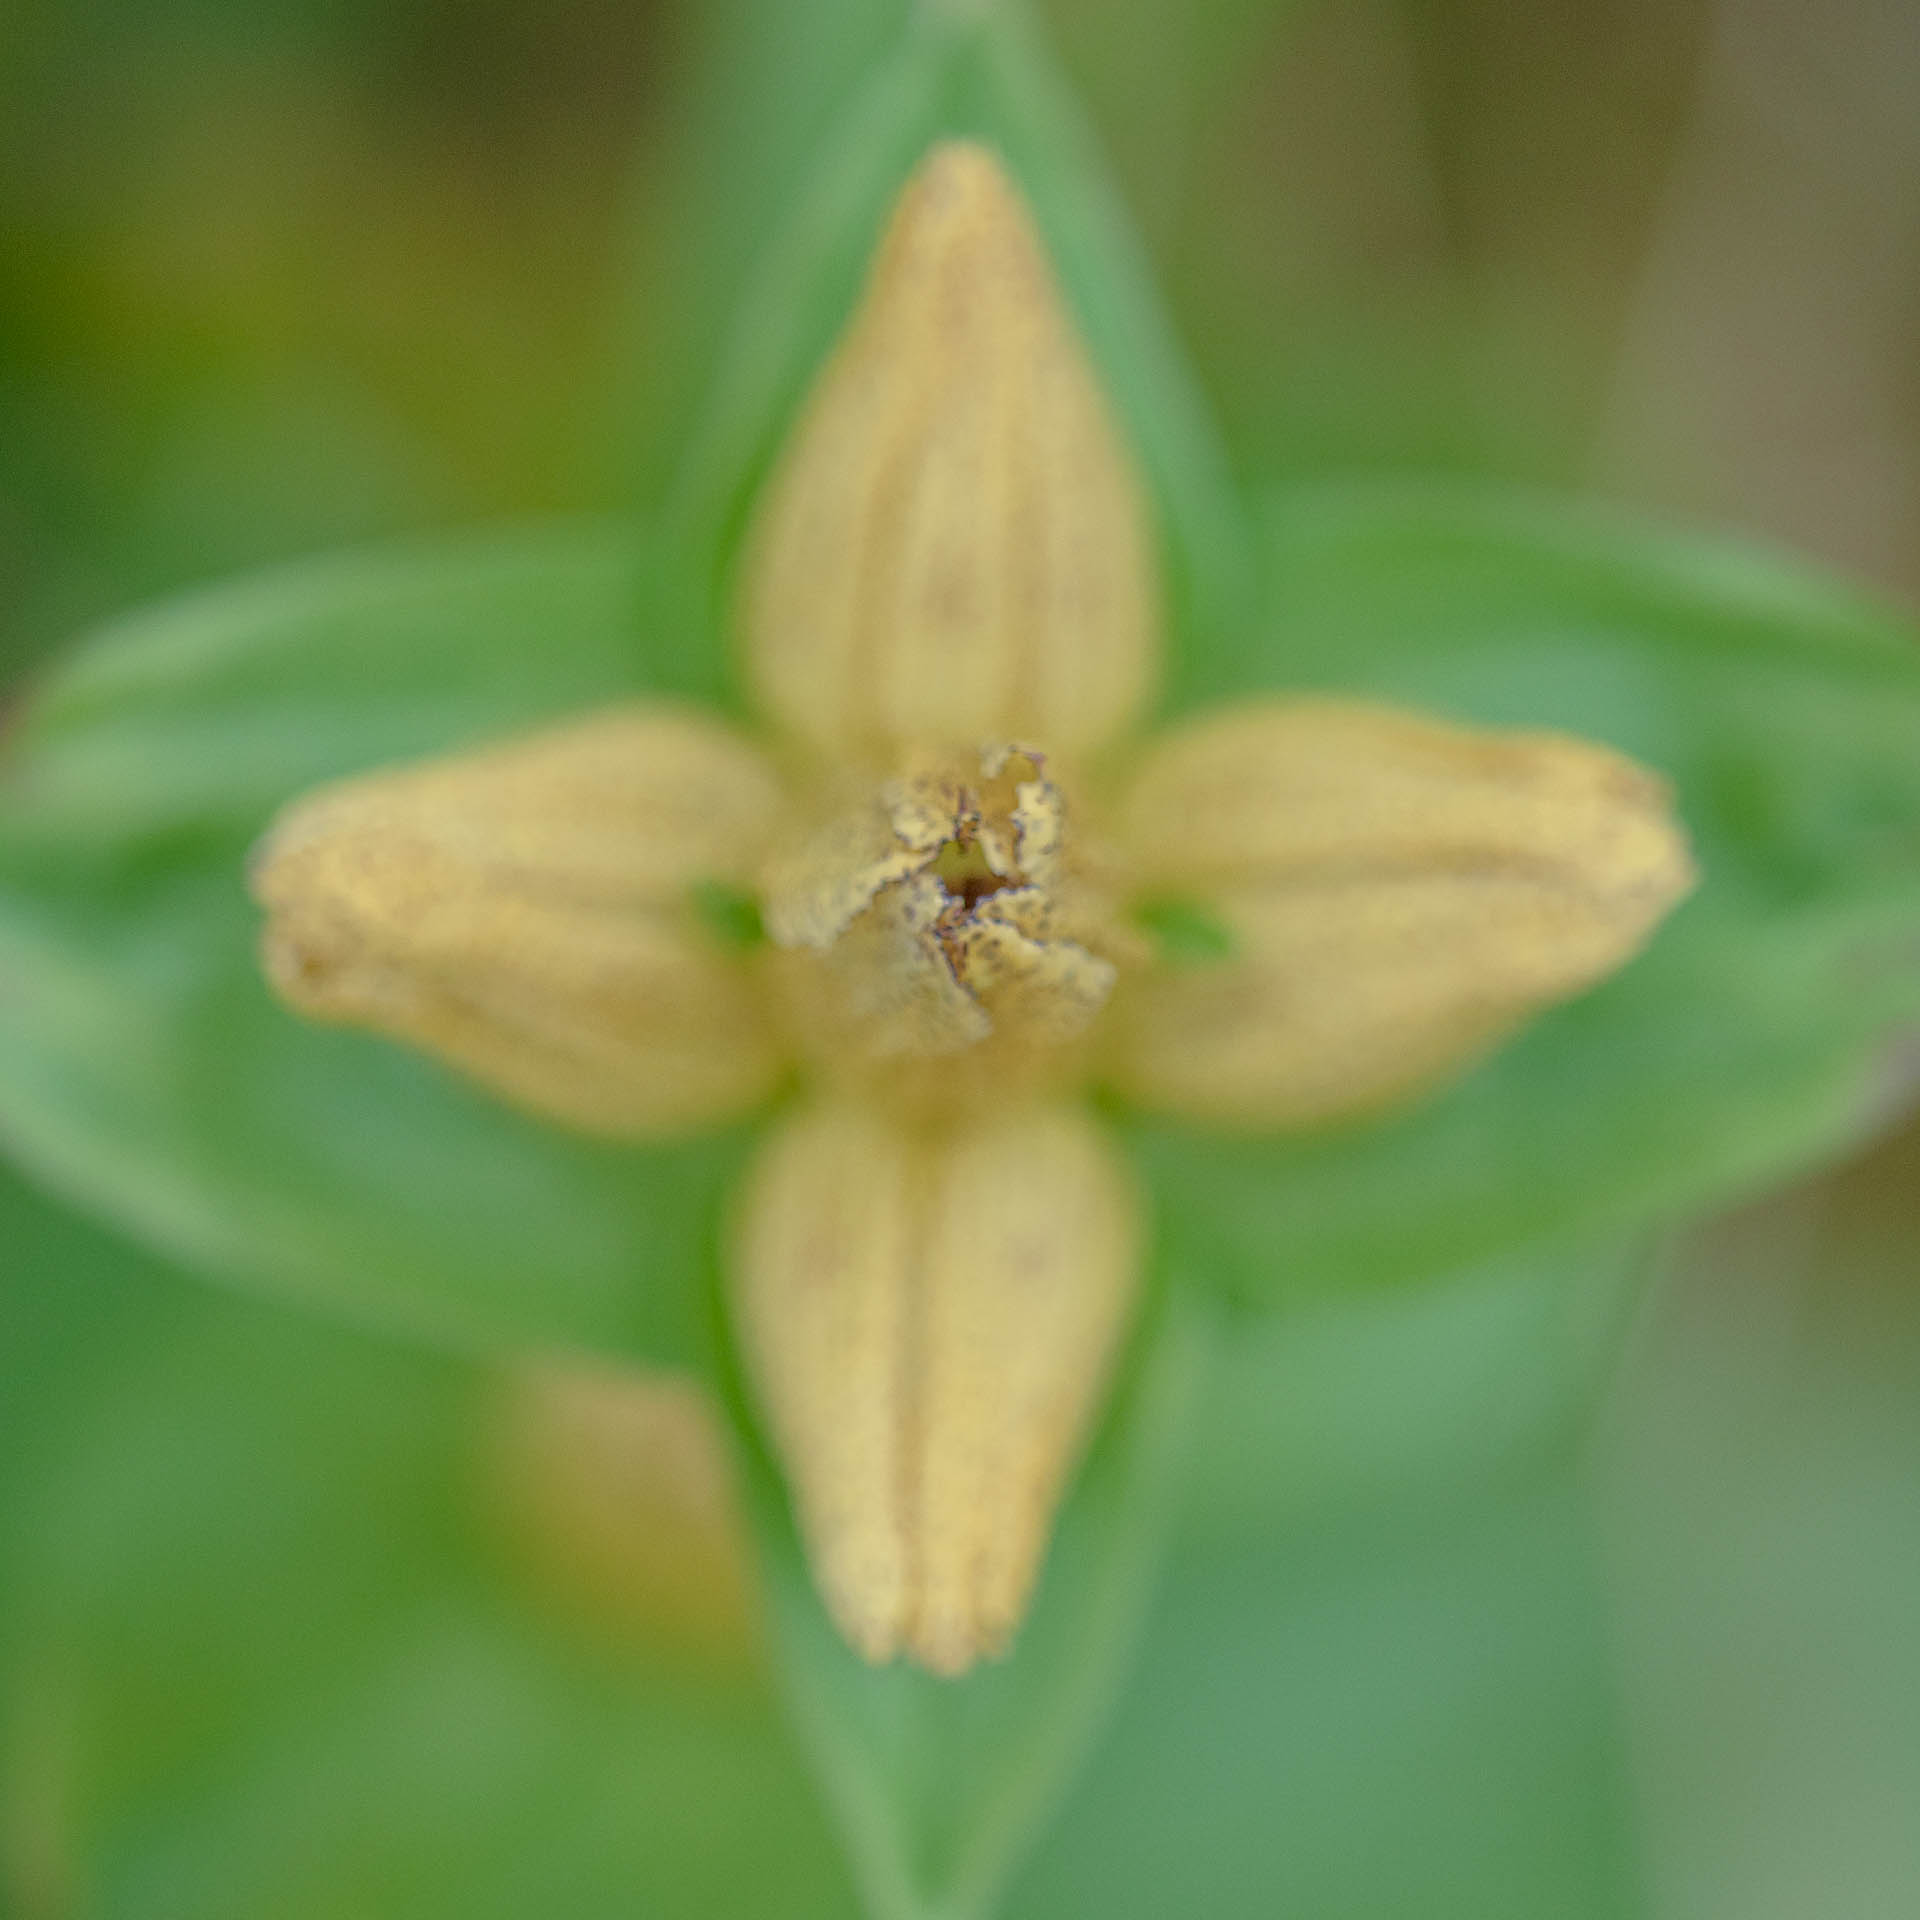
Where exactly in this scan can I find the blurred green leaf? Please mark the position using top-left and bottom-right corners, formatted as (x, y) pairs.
(13, 1133), (1919, 1919)
(1602, 1120), (1920, 1918)
(0, 526), (748, 1367)
(2, 1178), (1649, 1920)
(0, 1163), (183, 1584)
(1180, 1232), (1655, 1542)
(1133, 482), (1920, 1312)
(620, 0), (913, 498)
(0, 1162), (862, 1920)
(1008, 1474), (1642, 1920)
(722, 1280), (1213, 1920)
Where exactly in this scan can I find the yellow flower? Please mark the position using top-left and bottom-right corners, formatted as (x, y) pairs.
(249, 142), (1694, 1678)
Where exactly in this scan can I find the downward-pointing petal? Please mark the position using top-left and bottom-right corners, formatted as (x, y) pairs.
(731, 1097), (1141, 1675)
(251, 706), (786, 1138)
(1110, 698), (1696, 1127)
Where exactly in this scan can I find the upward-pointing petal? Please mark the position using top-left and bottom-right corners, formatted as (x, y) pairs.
(251, 705), (787, 1139)
(741, 141), (1161, 765)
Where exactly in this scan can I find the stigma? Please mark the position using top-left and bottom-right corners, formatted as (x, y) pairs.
(760, 744), (1120, 1090)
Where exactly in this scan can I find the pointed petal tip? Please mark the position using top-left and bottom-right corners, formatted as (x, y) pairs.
(901, 136), (1018, 210)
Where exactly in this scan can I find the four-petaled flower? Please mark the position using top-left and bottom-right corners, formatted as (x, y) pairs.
(251, 142), (1694, 1676)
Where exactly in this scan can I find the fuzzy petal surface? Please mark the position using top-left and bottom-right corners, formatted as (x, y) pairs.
(252, 705), (786, 1138)
(741, 141), (1160, 765)
(1109, 698), (1696, 1127)
(730, 1095), (1141, 1675)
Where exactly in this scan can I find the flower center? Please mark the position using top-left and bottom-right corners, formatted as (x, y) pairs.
(928, 834), (1018, 912)
(759, 744), (1122, 1101)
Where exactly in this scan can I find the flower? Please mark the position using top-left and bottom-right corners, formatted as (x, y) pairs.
(250, 141), (1694, 1678)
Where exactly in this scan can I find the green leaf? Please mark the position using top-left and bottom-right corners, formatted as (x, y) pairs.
(0, 1166), (186, 1583)
(0, 1164), (862, 1920)
(1133, 482), (1920, 1311)
(15, 1140), (1920, 1920)
(1008, 1476), (1642, 1920)
(1, 1171), (1643, 1920)
(665, 0), (1254, 669)
(0, 526), (747, 1367)
(1001, 1241), (1663, 1920)
(618, 0), (914, 500)
(720, 1276), (1214, 1920)
(1602, 1122), (1920, 1916)
(1180, 1233), (1656, 1544)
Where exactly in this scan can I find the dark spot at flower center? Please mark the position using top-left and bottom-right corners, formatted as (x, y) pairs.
(931, 835), (1019, 912)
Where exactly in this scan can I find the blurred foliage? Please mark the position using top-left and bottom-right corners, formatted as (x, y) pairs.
(7, 1128), (1920, 1917)
(0, 0), (1742, 676)
(0, 1160), (862, 1920)
(0, 0), (672, 668)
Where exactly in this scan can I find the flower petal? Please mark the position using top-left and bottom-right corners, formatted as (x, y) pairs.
(741, 140), (1160, 764)
(252, 706), (786, 1138)
(1110, 698), (1697, 1127)
(730, 1096), (1140, 1676)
